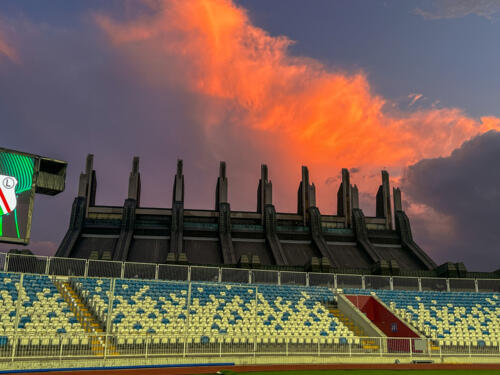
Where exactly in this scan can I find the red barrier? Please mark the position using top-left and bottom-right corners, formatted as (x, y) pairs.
(346, 294), (420, 353)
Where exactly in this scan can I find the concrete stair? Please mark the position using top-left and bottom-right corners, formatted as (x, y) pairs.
(330, 307), (380, 350)
(55, 279), (118, 355)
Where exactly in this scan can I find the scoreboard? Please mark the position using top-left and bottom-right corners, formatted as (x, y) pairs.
(0, 148), (66, 245)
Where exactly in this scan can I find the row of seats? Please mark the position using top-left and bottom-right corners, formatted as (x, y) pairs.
(72, 278), (355, 342)
(346, 288), (500, 346)
(0, 272), (84, 338)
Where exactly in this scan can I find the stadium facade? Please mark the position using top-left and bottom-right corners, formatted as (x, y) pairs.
(55, 154), (496, 278)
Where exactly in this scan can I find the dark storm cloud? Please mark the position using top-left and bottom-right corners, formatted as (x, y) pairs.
(403, 130), (500, 271)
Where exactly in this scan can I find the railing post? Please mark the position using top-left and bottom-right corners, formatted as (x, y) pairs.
(286, 337), (288, 356)
(334, 274), (337, 289)
(84, 260), (89, 278)
(218, 267), (222, 283)
(187, 266), (191, 282)
(183, 335), (186, 357)
(59, 337), (64, 361)
(409, 338), (413, 358)
(277, 271), (281, 286)
(4, 254), (9, 272)
(446, 279), (450, 292)
(248, 269), (252, 284)
(45, 256), (50, 275)
(361, 275), (366, 289)
(306, 273), (309, 287)
(155, 264), (159, 280)
(468, 342), (471, 358)
(120, 262), (125, 279)
(145, 334), (149, 359)
(474, 279), (478, 293)
(389, 277), (394, 291)
(380, 337), (383, 357)
(418, 278), (422, 292)
(349, 340), (352, 357)
(10, 333), (16, 362)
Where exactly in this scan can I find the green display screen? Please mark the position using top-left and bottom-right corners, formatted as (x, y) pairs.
(0, 150), (36, 244)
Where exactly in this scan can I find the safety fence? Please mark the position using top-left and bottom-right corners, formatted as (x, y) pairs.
(0, 334), (499, 363)
(1, 252), (499, 293)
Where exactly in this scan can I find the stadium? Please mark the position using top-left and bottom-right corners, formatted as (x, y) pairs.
(0, 149), (498, 375)
(1, 1), (500, 374)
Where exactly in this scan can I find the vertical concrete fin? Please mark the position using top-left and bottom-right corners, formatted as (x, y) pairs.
(376, 170), (392, 229)
(298, 166), (313, 224)
(393, 187), (402, 212)
(337, 168), (352, 227)
(170, 159), (185, 258)
(81, 154), (96, 207)
(216, 161), (228, 208)
(351, 184), (359, 209)
(173, 159), (184, 204)
(127, 156), (141, 205)
(257, 164), (268, 214)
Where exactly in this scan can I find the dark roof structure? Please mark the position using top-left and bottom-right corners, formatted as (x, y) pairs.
(56, 154), (452, 276)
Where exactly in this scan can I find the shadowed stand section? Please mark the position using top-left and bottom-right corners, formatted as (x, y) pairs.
(393, 187), (437, 270)
(216, 162), (237, 264)
(299, 166), (340, 268)
(55, 154), (95, 258)
(113, 157), (140, 262)
(258, 165), (288, 266)
(168, 160), (185, 262)
(352, 171), (385, 265)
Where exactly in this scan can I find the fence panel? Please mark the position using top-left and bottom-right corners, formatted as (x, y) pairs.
(251, 269), (278, 284)
(308, 273), (335, 287)
(87, 259), (122, 278)
(123, 262), (156, 280)
(449, 278), (475, 292)
(6, 254), (47, 274)
(421, 277), (447, 291)
(221, 268), (250, 284)
(0, 252), (5, 271)
(157, 264), (188, 281)
(364, 275), (390, 290)
(477, 279), (500, 293)
(393, 276), (419, 291)
(336, 274), (363, 290)
(190, 266), (219, 282)
(48, 257), (86, 276)
(280, 271), (306, 286)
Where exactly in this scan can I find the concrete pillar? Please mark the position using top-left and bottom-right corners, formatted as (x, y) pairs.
(215, 161), (228, 208)
(298, 166), (316, 225)
(376, 170), (392, 230)
(127, 156), (141, 204)
(257, 164), (273, 223)
(170, 160), (185, 258)
(393, 187), (402, 212)
(337, 169), (352, 228)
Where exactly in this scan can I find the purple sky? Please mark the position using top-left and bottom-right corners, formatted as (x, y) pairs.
(0, 0), (499, 271)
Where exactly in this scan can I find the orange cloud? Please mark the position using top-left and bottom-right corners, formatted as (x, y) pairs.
(0, 28), (18, 62)
(95, 0), (500, 209)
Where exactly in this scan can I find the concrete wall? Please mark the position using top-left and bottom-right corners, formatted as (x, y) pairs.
(337, 294), (385, 339)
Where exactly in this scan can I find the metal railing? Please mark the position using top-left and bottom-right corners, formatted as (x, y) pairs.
(1, 334), (499, 363)
(1, 252), (499, 293)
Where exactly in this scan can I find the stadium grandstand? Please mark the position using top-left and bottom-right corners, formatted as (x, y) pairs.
(0, 154), (499, 372)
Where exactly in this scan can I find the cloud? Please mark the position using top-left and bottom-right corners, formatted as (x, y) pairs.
(408, 93), (424, 107)
(414, 0), (500, 20)
(403, 130), (500, 271)
(93, 0), (500, 201)
(0, 24), (18, 62)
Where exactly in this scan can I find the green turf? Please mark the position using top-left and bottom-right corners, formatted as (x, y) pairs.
(215, 370), (500, 375)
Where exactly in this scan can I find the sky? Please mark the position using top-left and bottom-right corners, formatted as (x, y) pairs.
(0, 0), (499, 271)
